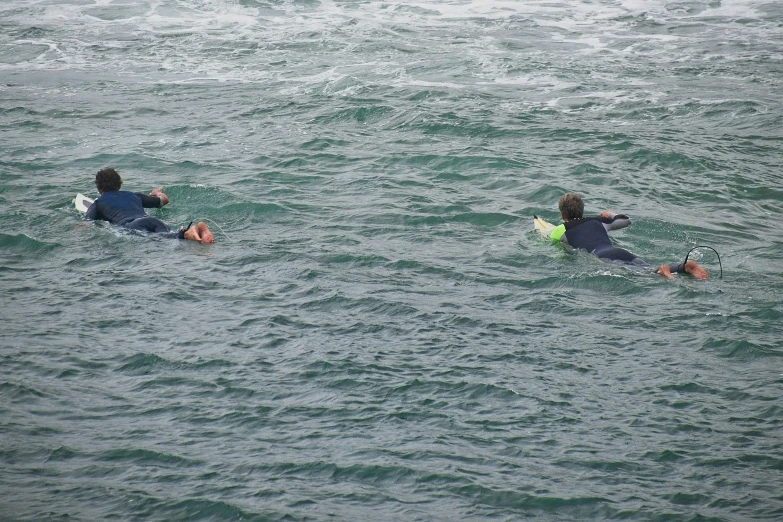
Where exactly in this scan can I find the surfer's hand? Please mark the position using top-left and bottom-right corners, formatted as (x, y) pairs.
(600, 210), (613, 218)
(150, 188), (169, 206)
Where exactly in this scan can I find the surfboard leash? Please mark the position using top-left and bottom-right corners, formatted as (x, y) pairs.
(198, 217), (234, 243)
(683, 245), (723, 279)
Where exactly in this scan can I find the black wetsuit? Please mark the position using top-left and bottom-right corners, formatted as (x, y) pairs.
(85, 190), (184, 239)
(563, 216), (685, 273)
(564, 217), (640, 263)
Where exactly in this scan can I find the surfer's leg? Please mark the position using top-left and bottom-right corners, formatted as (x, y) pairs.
(656, 264), (675, 279)
(124, 217), (171, 234)
(595, 246), (639, 263)
(182, 222), (214, 244)
(656, 260), (708, 280)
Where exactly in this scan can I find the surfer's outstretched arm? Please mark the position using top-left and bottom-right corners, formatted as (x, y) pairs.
(600, 211), (631, 231)
(85, 201), (97, 220)
(656, 260), (708, 280)
(149, 188), (170, 206)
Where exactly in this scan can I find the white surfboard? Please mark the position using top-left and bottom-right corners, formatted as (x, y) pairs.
(533, 215), (556, 237)
(74, 193), (94, 213)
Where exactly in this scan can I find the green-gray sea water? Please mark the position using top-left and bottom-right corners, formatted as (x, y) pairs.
(1, 1), (782, 520)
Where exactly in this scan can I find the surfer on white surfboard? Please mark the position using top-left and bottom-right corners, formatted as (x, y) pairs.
(84, 167), (214, 244)
(545, 193), (708, 279)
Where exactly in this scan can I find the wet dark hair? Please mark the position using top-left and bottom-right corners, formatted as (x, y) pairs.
(95, 167), (122, 193)
(558, 192), (584, 221)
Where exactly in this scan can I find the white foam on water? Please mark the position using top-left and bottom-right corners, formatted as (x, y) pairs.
(2, 0), (780, 90)
(404, 79), (467, 90)
(693, 0), (766, 20)
(491, 74), (580, 92)
(139, 0), (260, 34)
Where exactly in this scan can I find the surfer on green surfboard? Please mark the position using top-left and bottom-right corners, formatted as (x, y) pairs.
(541, 192), (709, 279)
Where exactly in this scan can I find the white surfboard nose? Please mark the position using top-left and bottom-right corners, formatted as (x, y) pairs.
(74, 193), (94, 213)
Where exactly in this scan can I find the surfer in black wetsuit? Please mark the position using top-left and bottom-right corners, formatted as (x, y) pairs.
(550, 193), (707, 279)
(85, 167), (214, 244)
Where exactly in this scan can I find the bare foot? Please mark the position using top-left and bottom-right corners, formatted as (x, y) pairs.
(197, 222), (214, 244)
(656, 264), (674, 279)
(684, 260), (708, 280)
(183, 222), (214, 244)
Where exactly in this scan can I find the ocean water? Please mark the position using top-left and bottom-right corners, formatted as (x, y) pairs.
(1, 0), (782, 520)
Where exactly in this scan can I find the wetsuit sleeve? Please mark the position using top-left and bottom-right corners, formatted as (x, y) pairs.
(139, 193), (163, 208)
(85, 201), (97, 220)
(600, 213), (631, 231)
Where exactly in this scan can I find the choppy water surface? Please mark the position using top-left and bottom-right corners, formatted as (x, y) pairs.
(1, 0), (782, 520)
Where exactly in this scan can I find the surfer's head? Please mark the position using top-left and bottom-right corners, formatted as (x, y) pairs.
(559, 192), (584, 221)
(95, 167), (122, 194)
